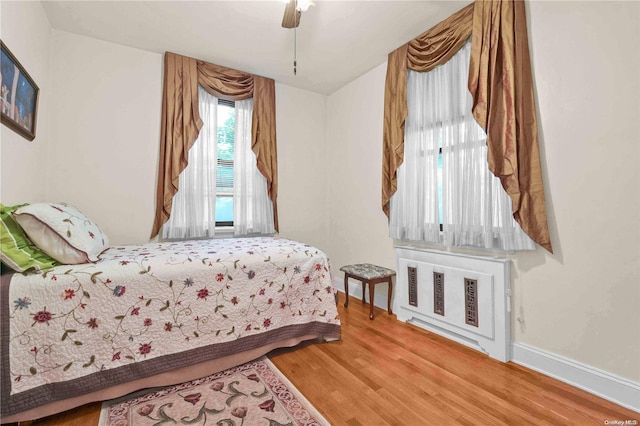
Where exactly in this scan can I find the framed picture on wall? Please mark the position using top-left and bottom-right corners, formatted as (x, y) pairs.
(1, 40), (39, 141)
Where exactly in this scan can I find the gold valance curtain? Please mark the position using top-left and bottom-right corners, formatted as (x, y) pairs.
(150, 52), (278, 239)
(382, 0), (553, 253)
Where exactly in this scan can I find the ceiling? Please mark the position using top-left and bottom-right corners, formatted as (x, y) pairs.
(41, 1), (470, 95)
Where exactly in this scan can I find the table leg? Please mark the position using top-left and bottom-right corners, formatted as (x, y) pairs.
(369, 281), (375, 320)
(343, 275), (349, 308)
(387, 277), (393, 314)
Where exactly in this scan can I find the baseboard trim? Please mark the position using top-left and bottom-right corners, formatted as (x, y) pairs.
(511, 342), (640, 413)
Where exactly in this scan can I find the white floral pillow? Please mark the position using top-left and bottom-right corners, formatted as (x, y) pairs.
(13, 202), (109, 264)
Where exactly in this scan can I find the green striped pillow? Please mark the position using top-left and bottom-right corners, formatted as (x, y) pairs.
(0, 203), (59, 273)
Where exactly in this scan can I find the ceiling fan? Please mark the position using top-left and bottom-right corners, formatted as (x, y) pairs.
(281, 0), (315, 29)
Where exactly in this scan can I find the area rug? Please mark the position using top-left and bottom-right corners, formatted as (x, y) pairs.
(99, 357), (329, 426)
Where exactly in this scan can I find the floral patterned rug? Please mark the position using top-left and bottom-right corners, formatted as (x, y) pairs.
(99, 357), (329, 426)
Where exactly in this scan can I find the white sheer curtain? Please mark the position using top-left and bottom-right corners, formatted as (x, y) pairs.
(233, 98), (275, 236)
(388, 64), (441, 242)
(390, 39), (534, 251)
(163, 86), (218, 239)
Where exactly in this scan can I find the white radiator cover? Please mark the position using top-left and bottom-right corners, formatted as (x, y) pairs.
(395, 246), (511, 362)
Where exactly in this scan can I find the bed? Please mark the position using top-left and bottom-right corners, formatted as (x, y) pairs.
(1, 225), (341, 423)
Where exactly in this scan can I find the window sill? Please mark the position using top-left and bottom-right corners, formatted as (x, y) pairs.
(213, 226), (235, 238)
(392, 239), (514, 258)
(160, 227), (278, 242)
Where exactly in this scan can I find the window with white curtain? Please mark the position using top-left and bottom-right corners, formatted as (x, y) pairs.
(389, 39), (534, 251)
(163, 85), (274, 240)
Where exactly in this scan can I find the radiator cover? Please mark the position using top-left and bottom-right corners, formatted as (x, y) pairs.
(395, 246), (511, 362)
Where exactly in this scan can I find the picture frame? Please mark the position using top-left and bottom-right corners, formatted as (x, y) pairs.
(1, 40), (39, 141)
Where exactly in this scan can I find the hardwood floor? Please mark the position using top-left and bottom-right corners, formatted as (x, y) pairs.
(17, 292), (639, 425)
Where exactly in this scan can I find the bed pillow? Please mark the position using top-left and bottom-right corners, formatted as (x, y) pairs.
(0, 203), (60, 272)
(13, 202), (109, 264)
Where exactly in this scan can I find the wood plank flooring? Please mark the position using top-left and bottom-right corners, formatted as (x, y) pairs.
(16, 293), (639, 425)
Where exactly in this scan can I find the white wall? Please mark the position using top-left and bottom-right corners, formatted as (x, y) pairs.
(48, 30), (163, 245)
(0, 1), (51, 204)
(514, 0), (640, 382)
(325, 1), (640, 384)
(326, 62), (396, 270)
(275, 83), (329, 252)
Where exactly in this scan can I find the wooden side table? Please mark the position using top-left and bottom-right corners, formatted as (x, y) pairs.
(340, 263), (395, 320)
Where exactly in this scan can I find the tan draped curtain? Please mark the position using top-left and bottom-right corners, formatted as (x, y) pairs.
(382, 0), (553, 253)
(151, 53), (278, 239)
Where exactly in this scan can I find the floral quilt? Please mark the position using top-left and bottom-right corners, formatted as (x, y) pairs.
(4, 237), (340, 412)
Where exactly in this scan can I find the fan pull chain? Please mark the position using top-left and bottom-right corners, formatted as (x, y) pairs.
(293, 0), (297, 75)
(293, 17), (297, 74)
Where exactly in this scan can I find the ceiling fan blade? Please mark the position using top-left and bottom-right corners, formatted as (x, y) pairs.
(282, 0), (301, 29)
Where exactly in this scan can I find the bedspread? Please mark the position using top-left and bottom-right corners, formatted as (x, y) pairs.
(3, 237), (340, 413)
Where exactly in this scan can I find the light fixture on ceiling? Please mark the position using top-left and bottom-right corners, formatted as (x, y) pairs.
(281, 0), (315, 27)
(296, 0), (315, 12)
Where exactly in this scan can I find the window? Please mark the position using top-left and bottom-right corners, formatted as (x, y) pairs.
(163, 86), (275, 240)
(215, 99), (235, 227)
(389, 39), (534, 251)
